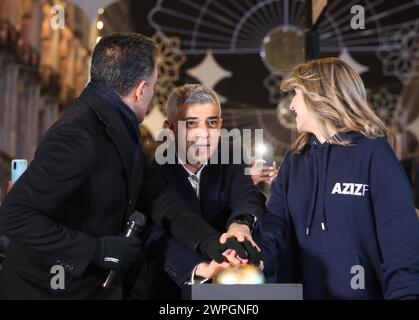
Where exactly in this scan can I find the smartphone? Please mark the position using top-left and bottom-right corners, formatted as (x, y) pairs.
(11, 159), (28, 183)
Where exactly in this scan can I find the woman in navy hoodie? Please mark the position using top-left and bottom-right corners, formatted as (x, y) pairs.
(261, 57), (419, 299)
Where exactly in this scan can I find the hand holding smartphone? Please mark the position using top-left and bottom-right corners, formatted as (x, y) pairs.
(11, 159), (28, 184)
(250, 159), (278, 186)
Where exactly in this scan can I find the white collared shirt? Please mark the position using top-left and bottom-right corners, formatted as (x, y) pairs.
(177, 158), (210, 284)
(178, 158), (207, 198)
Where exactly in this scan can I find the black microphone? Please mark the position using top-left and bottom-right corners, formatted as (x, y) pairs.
(102, 211), (147, 290)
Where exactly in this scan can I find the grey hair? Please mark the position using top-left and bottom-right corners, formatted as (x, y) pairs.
(165, 84), (221, 121)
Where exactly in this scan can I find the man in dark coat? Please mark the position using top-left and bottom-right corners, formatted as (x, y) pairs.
(0, 33), (256, 299)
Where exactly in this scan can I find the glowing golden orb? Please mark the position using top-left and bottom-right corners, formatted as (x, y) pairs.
(213, 264), (265, 284)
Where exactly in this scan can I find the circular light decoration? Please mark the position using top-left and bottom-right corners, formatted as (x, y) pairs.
(261, 25), (305, 74)
(277, 94), (296, 129)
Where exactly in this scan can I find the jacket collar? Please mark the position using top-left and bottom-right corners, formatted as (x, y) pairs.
(86, 81), (141, 142)
(309, 131), (364, 147)
(159, 153), (223, 221)
(79, 87), (140, 204)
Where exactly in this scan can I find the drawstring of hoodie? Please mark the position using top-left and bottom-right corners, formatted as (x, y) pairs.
(320, 142), (333, 231)
(305, 138), (333, 236)
(305, 141), (319, 236)
(304, 132), (359, 236)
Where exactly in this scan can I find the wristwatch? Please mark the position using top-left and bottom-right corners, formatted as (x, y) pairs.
(229, 214), (257, 233)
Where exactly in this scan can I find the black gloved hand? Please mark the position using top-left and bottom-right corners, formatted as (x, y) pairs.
(199, 235), (260, 264)
(240, 239), (261, 266)
(91, 236), (142, 271)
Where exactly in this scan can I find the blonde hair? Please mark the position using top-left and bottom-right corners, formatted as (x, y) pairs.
(280, 57), (388, 154)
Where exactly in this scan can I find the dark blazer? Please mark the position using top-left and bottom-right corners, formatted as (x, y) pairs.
(132, 152), (266, 300)
(0, 88), (219, 299)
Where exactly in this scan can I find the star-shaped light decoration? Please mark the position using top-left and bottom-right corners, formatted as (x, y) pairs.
(151, 31), (187, 113)
(186, 50), (232, 103)
(339, 48), (369, 75)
